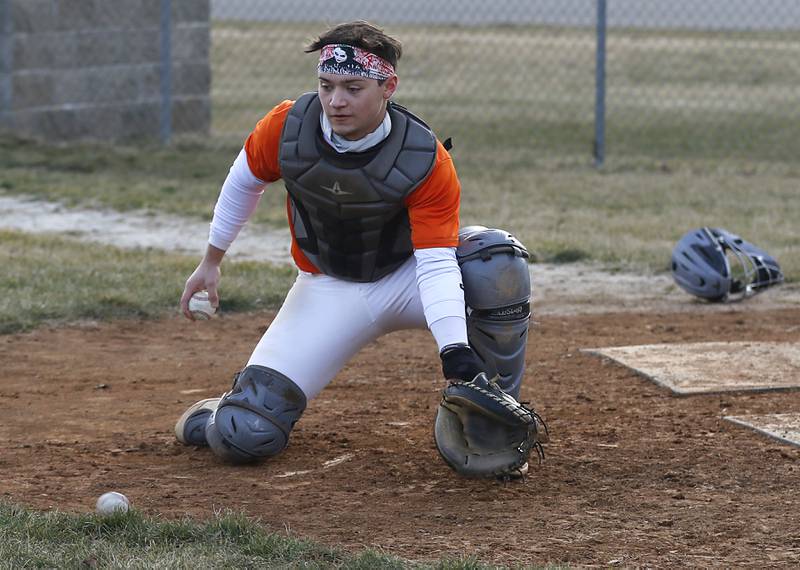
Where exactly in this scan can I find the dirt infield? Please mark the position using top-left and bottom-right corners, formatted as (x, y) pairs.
(3, 300), (800, 567)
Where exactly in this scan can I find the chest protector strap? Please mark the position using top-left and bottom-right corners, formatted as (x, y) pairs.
(279, 93), (437, 282)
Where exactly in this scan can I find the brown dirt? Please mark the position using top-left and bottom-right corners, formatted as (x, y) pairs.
(3, 304), (800, 568)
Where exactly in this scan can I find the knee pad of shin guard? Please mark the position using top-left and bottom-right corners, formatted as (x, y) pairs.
(457, 227), (531, 398)
(205, 366), (307, 464)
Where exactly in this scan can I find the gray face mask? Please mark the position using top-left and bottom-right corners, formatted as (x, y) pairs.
(671, 227), (784, 302)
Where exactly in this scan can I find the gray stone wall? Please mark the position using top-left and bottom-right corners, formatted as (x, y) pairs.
(0, 0), (210, 141)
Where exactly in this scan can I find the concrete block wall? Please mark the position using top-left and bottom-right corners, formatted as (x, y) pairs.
(0, 0), (210, 141)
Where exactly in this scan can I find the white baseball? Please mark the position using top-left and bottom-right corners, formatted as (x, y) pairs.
(189, 291), (216, 320)
(95, 491), (130, 515)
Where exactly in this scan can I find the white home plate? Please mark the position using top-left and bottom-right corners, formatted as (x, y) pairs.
(582, 341), (800, 395)
(724, 413), (800, 447)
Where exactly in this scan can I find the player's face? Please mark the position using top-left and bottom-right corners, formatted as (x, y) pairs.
(318, 73), (398, 141)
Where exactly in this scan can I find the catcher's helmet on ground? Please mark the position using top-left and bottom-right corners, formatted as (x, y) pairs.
(671, 227), (783, 302)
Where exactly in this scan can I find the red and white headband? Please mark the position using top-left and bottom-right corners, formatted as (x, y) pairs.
(318, 44), (395, 81)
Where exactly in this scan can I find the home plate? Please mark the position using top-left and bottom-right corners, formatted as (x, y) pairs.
(582, 341), (800, 395)
(724, 413), (800, 448)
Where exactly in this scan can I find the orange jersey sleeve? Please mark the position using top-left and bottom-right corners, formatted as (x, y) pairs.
(404, 141), (462, 249)
(243, 100), (294, 182)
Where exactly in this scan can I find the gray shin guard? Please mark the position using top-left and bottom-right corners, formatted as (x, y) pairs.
(205, 365), (307, 464)
(457, 226), (532, 399)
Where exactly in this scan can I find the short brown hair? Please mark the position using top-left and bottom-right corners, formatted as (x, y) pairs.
(305, 20), (402, 69)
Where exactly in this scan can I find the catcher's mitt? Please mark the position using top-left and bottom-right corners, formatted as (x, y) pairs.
(434, 372), (547, 479)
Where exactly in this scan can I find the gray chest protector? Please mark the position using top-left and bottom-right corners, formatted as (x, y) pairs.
(279, 93), (437, 282)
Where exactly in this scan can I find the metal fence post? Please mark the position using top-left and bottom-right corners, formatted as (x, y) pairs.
(594, 0), (607, 168)
(0, 0), (12, 127)
(160, 0), (172, 144)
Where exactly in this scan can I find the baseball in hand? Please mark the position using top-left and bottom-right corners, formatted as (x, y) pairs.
(96, 491), (130, 515)
(189, 290), (216, 320)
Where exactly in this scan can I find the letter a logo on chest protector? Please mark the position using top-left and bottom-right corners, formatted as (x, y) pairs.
(305, 168), (381, 204)
(321, 180), (351, 196)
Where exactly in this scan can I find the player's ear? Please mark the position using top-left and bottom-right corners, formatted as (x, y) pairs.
(382, 75), (398, 100)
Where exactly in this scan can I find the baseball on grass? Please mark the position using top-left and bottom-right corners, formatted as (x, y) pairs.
(189, 290), (216, 320)
(95, 491), (130, 515)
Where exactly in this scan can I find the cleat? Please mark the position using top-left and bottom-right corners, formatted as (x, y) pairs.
(174, 398), (220, 446)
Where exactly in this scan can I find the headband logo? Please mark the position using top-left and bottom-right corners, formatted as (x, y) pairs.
(333, 46), (348, 63)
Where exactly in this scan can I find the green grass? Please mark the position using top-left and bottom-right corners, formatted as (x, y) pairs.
(459, 161), (800, 277)
(0, 230), (296, 334)
(0, 135), (288, 227)
(2, 22), (798, 282)
(0, 501), (520, 569)
(1, 21), (798, 333)
(3, 134), (799, 282)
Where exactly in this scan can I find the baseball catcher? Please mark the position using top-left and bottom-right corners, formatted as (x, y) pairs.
(174, 22), (548, 480)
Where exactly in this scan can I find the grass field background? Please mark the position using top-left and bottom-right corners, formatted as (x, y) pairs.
(211, 22), (800, 164)
(4, 133), (797, 281)
(3, 21), (797, 284)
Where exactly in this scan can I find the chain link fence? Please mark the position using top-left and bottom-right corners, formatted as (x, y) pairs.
(2, 0), (798, 166)
(208, 0), (800, 166)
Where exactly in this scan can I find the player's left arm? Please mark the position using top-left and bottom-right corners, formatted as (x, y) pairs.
(406, 143), (480, 380)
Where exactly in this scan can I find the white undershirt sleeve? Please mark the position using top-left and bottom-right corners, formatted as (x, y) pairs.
(208, 148), (268, 251)
(414, 247), (469, 351)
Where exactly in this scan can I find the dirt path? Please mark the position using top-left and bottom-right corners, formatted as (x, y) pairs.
(0, 195), (294, 264)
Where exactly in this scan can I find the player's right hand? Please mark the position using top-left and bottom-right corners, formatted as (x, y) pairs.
(180, 260), (221, 320)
